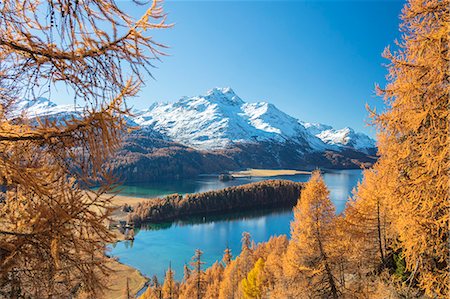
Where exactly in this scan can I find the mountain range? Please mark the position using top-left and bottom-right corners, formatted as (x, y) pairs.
(13, 88), (377, 182)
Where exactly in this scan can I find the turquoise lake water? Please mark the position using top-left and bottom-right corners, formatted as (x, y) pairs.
(108, 169), (363, 281)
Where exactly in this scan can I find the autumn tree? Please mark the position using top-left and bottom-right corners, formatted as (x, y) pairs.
(261, 236), (288, 295)
(222, 246), (232, 266)
(183, 263), (191, 283)
(190, 249), (205, 299)
(140, 275), (163, 299)
(0, 0), (168, 297)
(240, 258), (265, 299)
(218, 259), (239, 299)
(162, 264), (175, 299)
(365, 0), (449, 296)
(124, 277), (131, 299)
(203, 261), (224, 299)
(344, 167), (391, 267)
(339, 165), (394, 297)
(284, 170), (340, 298)
(239, 232), (255, 277)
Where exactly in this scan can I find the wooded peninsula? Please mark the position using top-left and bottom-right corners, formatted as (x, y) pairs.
(128, 180), (303, 224)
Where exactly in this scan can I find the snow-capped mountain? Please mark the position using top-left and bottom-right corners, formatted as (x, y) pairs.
(134, 88), (327, 151)
(316, 127), (375, 151)
(11, 97), (78, 119)
(134, 87), (375, 153)
(11, 97), (141, 127)
(11, 88), (377, 181)
(301, 122), (376, 152)
(11, 88), (375, 153)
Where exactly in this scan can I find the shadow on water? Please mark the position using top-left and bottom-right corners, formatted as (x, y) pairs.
(137, 206), (293, 232)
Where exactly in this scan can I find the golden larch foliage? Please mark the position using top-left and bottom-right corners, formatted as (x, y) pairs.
(343, 166), (393, 275)
(284, 170), (340, 298)
(240, 258), (265, 299)
(0, 0), (169, 297)
(366, 0), (449, 296)
(162, 265), (176, 299)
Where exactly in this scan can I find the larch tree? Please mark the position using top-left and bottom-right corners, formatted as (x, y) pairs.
(284, 170), (340, 298)
(342, 166), (392, 279)
(183, 263), (191, 283)
(162, 264), (175, 299)
(239, 232), (255, 277)
(124, 277), (131, 299)
(0, 0), (169, 297)
(367, 0), (449, 296)
(190, 249), (205, 299)
(218, 259), (239, 299)
(140, 275), (163, 299)
(240, 258), (265, 299)
(263, 236), (288, 295)
(203, 261), (224, 299)
(222, 246), (232, 267)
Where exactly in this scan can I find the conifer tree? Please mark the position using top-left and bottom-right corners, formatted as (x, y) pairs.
(241, 232), (252, 251)
(239, 232), (255, 276)
(366, 0), (449, 295)
(223, 246), (233, 266)
(240, 258), (265, 299)
(162, 264), (175, 299)
(343, 166), (392, 275)
(183, 263), (191, 283)
(263, 236), (288, 294)
(124, 277), (131, 299)
(284, 170), (340, 298)
(152, 275), (160, 289)
(218, 259), (239, 299)
(190, 249), (205, 299)
(204, 261), (224, 299)
(0, 0), (169, 297)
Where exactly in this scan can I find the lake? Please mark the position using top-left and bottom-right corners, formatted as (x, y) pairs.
(108, 169), (363, 281)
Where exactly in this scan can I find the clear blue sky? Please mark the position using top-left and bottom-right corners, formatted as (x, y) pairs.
(64, 0), (406, 136)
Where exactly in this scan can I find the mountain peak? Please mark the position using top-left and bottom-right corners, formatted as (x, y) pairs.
(16, 97), (57, 110)
(204, 87), (243, 106)
(11, 97), (79, 120)
(316, 127), (375, 151)
(207, 87), (235, 96)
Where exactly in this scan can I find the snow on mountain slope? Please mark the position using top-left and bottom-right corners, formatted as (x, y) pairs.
(302, 122), (375, 152)
(11, 97), (77, 119)
(11, 97), (140, 127)
(316, 127), (376, 151)
(134, 87), (326, 151)
(300, 122), (333, 136)
(11, 88), (376, 154)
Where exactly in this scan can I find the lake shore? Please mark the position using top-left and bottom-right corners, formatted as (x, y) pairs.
(98, 259), (147, 299)
(110, 193), (155, 207)
(76, 195), (150, 299)
(230, 168), (311, 178)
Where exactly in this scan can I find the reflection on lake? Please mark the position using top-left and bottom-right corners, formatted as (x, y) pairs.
(109, 169), (363, 280)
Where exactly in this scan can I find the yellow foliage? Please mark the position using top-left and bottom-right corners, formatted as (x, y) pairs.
(343, 166), (393, 273)
(162, 266), (176, 299)
(284, 170), (340, 298)
(366, 0), (450, 296)
(0, 0), (169, 297)
(240, 258), (265, 299)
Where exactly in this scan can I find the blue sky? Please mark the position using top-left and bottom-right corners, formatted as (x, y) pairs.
(63, 0), (405, 136)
